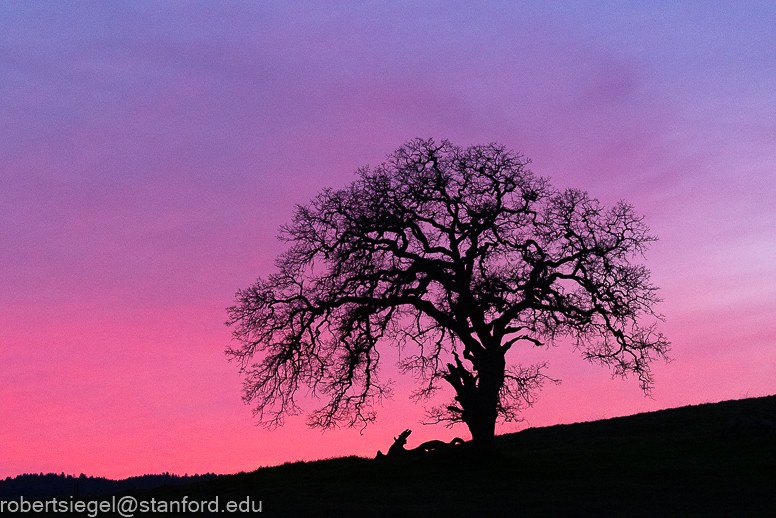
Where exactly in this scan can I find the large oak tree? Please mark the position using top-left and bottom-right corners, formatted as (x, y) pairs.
(227, 138), (669, 447)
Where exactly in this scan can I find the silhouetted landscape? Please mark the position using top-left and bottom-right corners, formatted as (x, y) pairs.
(4, 4), (774, 507)
(6, 394), (776, 517)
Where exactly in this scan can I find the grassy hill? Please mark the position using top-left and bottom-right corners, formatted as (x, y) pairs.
(119, 395), (776, 516)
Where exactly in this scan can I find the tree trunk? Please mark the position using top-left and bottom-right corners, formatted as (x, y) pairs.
(464, 401), (498, 449)
(447, 348), (505, 450)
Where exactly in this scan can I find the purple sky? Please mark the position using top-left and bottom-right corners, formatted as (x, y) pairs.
(2, 2), (775, 479)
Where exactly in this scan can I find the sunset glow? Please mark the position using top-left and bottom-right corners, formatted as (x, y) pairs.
(1, 2), (774, 479)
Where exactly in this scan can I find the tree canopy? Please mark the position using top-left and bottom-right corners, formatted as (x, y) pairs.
(226, 138), (669, 446)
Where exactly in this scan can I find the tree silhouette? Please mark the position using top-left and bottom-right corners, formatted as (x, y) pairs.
(227, 138), (669, 448)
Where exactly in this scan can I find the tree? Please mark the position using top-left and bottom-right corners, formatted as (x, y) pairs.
(226, 138), (669, 448)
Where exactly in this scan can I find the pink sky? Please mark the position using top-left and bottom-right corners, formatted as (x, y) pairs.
(1, 2), (775, 479)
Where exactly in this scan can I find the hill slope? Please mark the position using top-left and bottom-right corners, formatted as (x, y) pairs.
(117, 394), (776, 517)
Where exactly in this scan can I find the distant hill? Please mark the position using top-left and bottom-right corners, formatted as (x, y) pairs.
(0, 472), (219, 499)
(5, 395), (776, 516)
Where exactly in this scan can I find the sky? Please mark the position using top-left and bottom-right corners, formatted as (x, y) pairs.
(1, 1), (774, 480)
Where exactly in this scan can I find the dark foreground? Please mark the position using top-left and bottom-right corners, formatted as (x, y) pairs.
(65, 396), (776, 516)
